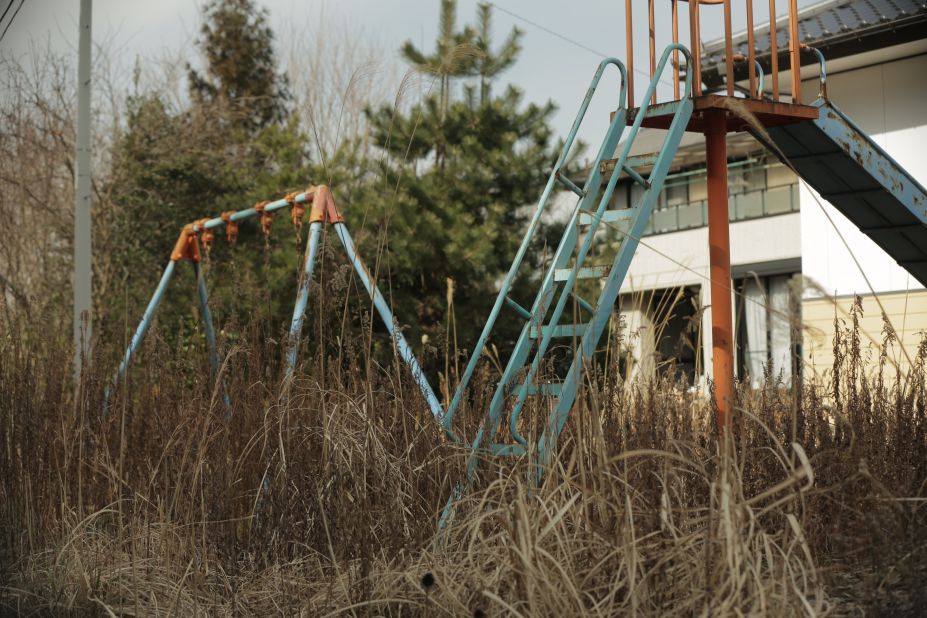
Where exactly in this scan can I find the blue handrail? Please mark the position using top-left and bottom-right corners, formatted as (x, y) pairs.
(441, 57), (629, 433)
(505, 43), (693, 449)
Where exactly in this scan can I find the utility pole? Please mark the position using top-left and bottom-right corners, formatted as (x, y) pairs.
(74, 0), (92, 382)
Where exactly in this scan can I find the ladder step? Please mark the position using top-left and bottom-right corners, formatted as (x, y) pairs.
(578, 208), (635, 226)
(505, 295), (532, 320)
(555, 170), (585, 196)
(554, 265), (610, 281)
(504, 380), (563, 397)
(529, 324), (587, 339)
(490, 443), (526, 457)
(527, 382), (562, 397)
(572, 292), (594, 314)
(622, 164), (650, 188)
(599, 152), (660, 179)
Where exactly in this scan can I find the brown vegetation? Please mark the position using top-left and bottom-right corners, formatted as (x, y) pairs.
(1, 299), (925, 616)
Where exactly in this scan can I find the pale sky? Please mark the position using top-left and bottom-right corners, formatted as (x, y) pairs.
(3, 0), (820, 147)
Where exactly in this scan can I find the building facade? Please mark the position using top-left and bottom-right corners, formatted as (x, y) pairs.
(609, 0), (927, 387)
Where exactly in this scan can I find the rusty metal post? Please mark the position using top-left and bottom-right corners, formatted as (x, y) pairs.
(746, 0), (757, 97)
(649, 0), (657, 104)
(706, 111), (734, 432)
(692, 0), (702, 94)
(672, 0), (680, 100)
(769, 0), (780, 100)
(723, 0), (734, 96)
(788, 0), (801, 103)
(626, 0), (634, 106)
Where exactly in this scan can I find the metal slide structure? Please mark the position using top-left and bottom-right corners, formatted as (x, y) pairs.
(762, 97), (927, 286)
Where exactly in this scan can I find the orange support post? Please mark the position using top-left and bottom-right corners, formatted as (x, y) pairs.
(788, 0), (801, 104)
(769, 0), (780, 100)
(723, 0), (734, 96)
(705, 111), (734, 432)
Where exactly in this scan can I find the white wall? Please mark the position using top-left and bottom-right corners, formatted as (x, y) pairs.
(620, 212), (802, 293)
(799, 53), (927, 298)
(618, 212), (801, 387)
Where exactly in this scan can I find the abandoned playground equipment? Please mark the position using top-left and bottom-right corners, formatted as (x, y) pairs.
(106, 0), (927, 526)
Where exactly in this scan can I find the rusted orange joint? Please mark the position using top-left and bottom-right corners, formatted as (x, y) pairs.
(254, 200), (273, 237)
(193, 218), (214, 254)
(308, 185), (344, 224)
(170, 224), (202, 262)
(285, 191), (305, 228)
(221, 211), (239, 246)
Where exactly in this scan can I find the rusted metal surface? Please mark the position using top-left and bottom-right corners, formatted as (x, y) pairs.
(170, 224), (201, 263)
(723, 1), (734, 96)
(788, 0), (801, 104)
(769, 0), (779, 100)
(672, 0), (680, 100)
(649, 0), (657, 105)
(623, 94), (818, 131)
(626, 1), (807, 105)
(308, 185), (345, 224)
(761, 97), (927, 286)
(705, 110), (734, 432)
(689, 0), (700, 95)
(746, 0), (757, 97)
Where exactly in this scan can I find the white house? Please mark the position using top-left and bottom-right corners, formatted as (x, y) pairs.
(608, 0), (927, 386)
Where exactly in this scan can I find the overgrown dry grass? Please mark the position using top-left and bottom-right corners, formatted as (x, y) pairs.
(1, 298), (925, 616)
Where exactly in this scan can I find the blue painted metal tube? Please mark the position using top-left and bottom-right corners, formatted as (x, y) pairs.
(533, 46), (694, 473)
(755, 61), (765, 99)
(801, 45), (827, 97)
(505, 44), (692, 451)
(443, 57), (628, 430)
(505, 296), (532, 321)
(333, 223), (445, 423)
(103, 260), (177, 415)
(193, 261), (220, 375)
(467, 67), (636, 458)
(539, 102), (695, 470)
(193, 261), (231, 414)
(572, 293), (594, 315)
(285, 221), (323, 380)
(469, 101), (631, 456)
(192, 191), (312, 232)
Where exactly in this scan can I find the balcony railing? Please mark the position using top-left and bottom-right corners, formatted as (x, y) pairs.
(644, 183), (798, 236)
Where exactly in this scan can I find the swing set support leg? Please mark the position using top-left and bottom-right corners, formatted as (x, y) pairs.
(284, 220), (323, 382)
(193, 260), (231, 416)
(332, 222), (446, 425)
(103, 260), (177, 416)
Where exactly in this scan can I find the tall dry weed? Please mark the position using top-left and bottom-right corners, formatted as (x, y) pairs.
(1, 297), (925, 615)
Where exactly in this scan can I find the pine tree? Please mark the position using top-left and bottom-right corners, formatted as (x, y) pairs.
(188, 0), (290, 131)
(473, 3), (522, 104)
(359, 3), (569, 359)
(399, 0), (480, 169)
(105, 1), (311, 339)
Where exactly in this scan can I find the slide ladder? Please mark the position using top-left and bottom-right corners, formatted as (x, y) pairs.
(441, 44), (695, 525)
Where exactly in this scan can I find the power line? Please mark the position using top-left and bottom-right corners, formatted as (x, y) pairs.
(484, 1), (674, 89)
(0, 0), (24, 44)
(0, 1), (15, 29)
